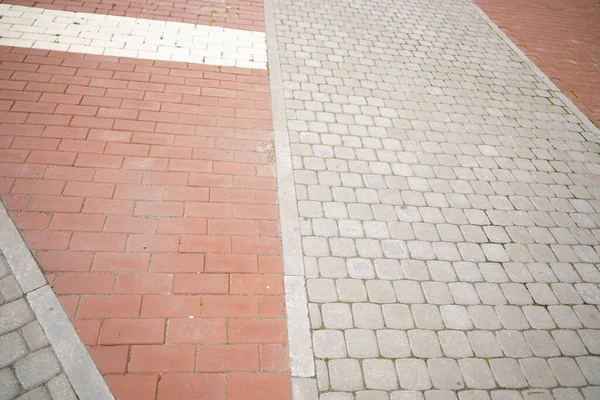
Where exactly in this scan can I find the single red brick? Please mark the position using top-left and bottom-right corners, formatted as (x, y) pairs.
(39, 92), (81, 104)
(235, 176), (277, 190)
(22, 231), (71, 250)
(88, 345), (129, 374)
(260, 296), (286, 318)
(127, 234), (179, 253)
(105, 374), (158, 400)
(82, 198), (134, 215)
(202, 295), (259, 318)
(78, 295), (142, 318)
(70, 116), (114, 130)
(11, 136), (59, 150)
(156, 123), (195, 136)
(150, 253), (204, 273)
(27, 114), (72, 126)
(114, 119), (155, 133)
(179, 235), (231, 253)
(9, 211), (52, 230)
(0, 164), (45, 179)
(104, 216), (157, 233)
(63, 181), (115, 198)
(92, 253), (150, 272)
(100, 318), (165, 345)
(58, 139), (106, 154)
(42, 126), (88, 140)
(259, 255), (283, 273)
(120, 99), (160, 111)
(156, 218), (207, 235)
(229, 320), (287, 344)
(94, 169), (142, 184)
(71, 232), (126, 252)
(53, 273), (114, 295)
(11, 179), (64, 195)
(129, 345), (195, 372)
(114, 273), (173, 294)
(29, 195), (83, 213)
(205, 254), (257, 273)
(134, 201), (183, 217)
(189, 173), (232, 188)
(209, 219), (257, 236)
(149, 146), (192, 159)
(166, 319), (227, 344)
(75, 152), (124, 168)
(258, 220), (280, 237)
(196, 344), (259, 372)
(142, 171), (188, 186)
(132, 132), (174, 146)
(72, 320), (101, 346)
(55, 104), (98, 116)
(44, 166), (94, 181)
(157, 373), (224, 400)
(261, 345), (289, 371)
(232, 237), (281, 255)
(2, 194), (31, 211)
(184, 203), (231, 218)
(175, 136), (217, 150)
(105, 142), (150, 157)
(228, 372), (291, 400)
(88, 129), (131, 142)
(28, 150), (76, 166)
(113, 184), (162, 201)
(231, 274), (284, 295)
(173, 274), (228, 294)
(122, 156), (169, 171)
(234, 204), (279, 220)
(210, 188), (255, 204)
(0, 149), (28, 163)
(168, 159), (212, 173)
(49, 213), (106, 232)
(141, 295), (201, 318)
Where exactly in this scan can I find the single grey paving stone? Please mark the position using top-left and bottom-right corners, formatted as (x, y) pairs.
(469, 305), (502, 330)
(382, 304), (414, 329)
(552, 330), (588, 356)
(489, 358), (528, 388)
(391, 391), (424, 400)
(408, 329), (442, 358)
(345, 329), (379, 358)
(552, 388), (584, 400)
(441, 305), (473, 330)
(496, 306), (530, 330)
(47, 374), (77, 400)
(573, 305), (600, 328)
(497, 331), (532, 358)
(21, 322), (50, 352)
(459, 359), (496, 389)
(352, 303), (384, 329)
(579, 329), (600, 354)
(576, 356), (600, 384)
(489, 391), (523, 400)
(412, 304), (444, 329)
(458, 391), (491, 400)
(307, 279), (338, 303)
(0, 367), (20, 400)
(468, 331), (503, 358)
(0, 330), (28, 368)
(519, 358), (558, 388)
(377, 330), (410, 358)
(395, 358), (431, 390)
(363, 359), (399, 390)
(14, 348), (61, 390)
(328, 358), (364, 391)
(321, 394), (353, 400)
(423, 390), (458, 400)
(548, 306), (583, 329)
(524, 330), (561, 357)
(374, 259), (403, 280)
(313, 330), (346, 359)
(0, 299), (35, 335)
(393, 281), (424, 303)
(336, 279), (368, 302)
(438, 330), (473, 358)
(315, 360), (329, 391)
(548, 358), (587, 387)
(15, 387), (51, 400)
(366, 280), (397, 303)
(0, 275), (23, 303)
(582, 386), (600, 400)
(428, 358), (464, 390)
(522, 306), (556, 329)
(356, 391), (389, 400)
(322, 303), (353, 329)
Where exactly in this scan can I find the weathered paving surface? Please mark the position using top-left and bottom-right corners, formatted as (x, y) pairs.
(0, 251), (77, 400)
(270, 0), (600, 397)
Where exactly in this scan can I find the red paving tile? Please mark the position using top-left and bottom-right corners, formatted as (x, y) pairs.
(1, 0), (265, 31)
(474, 0), (600, 128)
(0, 46), (290, 399)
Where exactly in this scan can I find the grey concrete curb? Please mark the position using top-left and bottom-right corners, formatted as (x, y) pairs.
(468, 0), (600, 141)
(0, 203), (114, 400)
(263, 0), (318, 397)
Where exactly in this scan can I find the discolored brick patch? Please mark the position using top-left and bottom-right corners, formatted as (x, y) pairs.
(0, 45), (290, 399)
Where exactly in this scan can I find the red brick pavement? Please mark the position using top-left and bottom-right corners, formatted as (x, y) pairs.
(0, 46), (291, 400)
(0, 0), (265, 31)
(474, 0), (600, 128)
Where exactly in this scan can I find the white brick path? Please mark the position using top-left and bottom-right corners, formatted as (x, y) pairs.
(0, 4), (267, 69)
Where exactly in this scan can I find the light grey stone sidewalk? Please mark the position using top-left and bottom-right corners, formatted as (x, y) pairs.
(0, 204), (112, 400)
(264, 0), (600, 398)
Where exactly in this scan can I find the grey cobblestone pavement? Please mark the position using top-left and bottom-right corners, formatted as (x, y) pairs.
(0, 252), (77, 400)
(269, 0), (600, 398)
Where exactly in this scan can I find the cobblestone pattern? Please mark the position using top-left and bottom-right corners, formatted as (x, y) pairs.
(0, 252), (77, 400)
(271, 0), (600, 397)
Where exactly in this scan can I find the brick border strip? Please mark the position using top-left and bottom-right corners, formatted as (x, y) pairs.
(0, 202), (114, 400)
(468, 0), (600, 139)
(263, 0), (318, 398)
